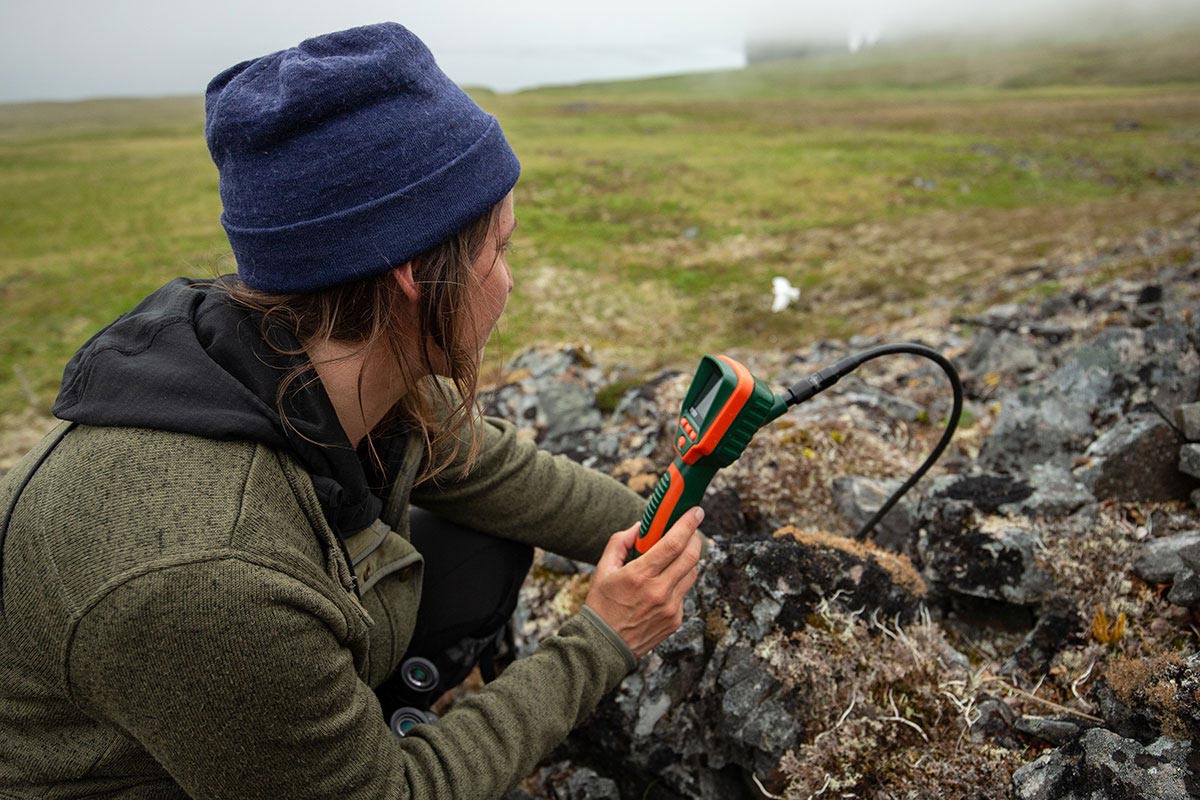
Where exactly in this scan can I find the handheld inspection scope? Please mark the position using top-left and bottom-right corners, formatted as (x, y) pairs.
(631, 356), (787, 557)
(629, 344), (963, 560)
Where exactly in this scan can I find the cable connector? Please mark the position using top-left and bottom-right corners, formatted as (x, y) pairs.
(784, 361), (851, 406)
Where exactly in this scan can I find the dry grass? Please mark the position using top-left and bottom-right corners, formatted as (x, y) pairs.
(773, 525), (927, 597)
(765, 603), (1023, 799)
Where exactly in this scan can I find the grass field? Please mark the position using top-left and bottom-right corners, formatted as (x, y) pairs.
(2, 28), (1199, 421)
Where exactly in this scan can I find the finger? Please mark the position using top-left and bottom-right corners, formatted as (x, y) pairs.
(662, 529), (703, 589)
(640, 507), (704, 575)
(597, 522), (640, 573)
(668, 562), (701, 607)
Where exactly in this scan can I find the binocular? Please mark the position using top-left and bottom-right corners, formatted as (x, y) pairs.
(388, 656), (441, 738)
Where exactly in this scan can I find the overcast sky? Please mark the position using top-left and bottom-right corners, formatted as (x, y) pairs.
(0, 0), (1195, 103)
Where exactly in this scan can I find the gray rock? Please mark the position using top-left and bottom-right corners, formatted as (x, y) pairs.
(1096, 680), (1160, 743)
(979, 388), (1095, 473)
(970, 695), (1018, 746)
(1132, 531), (1200, 583)
(514, 763), (627, 800)
(557, 532), (927, 799)
(719, 535), (925, 635)
(1146, 736), (1197, 773)
(1166, 544), (1200, 607)
(1014, 731), (1196, 800)
(1051, 324), (1200, 423)
(1168, 568), (1200, 607)
(1181, 443), (1200, 480)
(1076, 729), (1193, 799)
(830, 475), (915, 552)
(987, 324), (1200, 475)
(837, 377), (926, 422)
(962, 329), (1041, 381)
(999, 464), (1093, 517)
(562, 767), (621, 800)
(1011, 750), (1070, 800)
(1139, 323), (1200, 417)
(1178, 402), (1200, 441)
(929, 472), (1033, 514)
(1077, 412), (1192, 502)
(1001, 597), (1084, 677)
(582, 369), (682, 470)
(980, 303), (1025, 325)
(508, 346), (603, 382)
(1177, 542), (1200, 574)
(717, 644), (802, 767)
(919, 500), (1051, 605)
(483, 347), (606, 461)
(536, 379), (604, 457)
(1013, 716), (1081, 746)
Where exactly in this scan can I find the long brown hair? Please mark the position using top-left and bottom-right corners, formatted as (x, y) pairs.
(217, 201), (506, 485)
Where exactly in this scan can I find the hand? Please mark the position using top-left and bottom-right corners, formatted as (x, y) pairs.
(583, 508), (705, 659)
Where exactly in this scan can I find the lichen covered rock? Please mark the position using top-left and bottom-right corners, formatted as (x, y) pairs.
(488, 261), (1200, 799)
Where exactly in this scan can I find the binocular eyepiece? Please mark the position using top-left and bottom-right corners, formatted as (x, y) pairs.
(388, 657), (442, 737)
(400, 656), (439, 701)
(390, 706), (438, 737)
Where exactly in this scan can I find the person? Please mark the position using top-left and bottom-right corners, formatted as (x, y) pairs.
(0, 22), (704, 799)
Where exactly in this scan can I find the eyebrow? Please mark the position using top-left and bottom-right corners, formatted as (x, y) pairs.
(506, 219), (519, 238)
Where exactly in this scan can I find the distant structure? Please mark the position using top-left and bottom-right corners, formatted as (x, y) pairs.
(847, 27), (883, 54)
(746, 26), (884, 65)
(744, 39), (841, 65)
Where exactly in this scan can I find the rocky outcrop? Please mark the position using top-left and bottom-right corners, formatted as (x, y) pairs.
(491, 263), (1200, 799)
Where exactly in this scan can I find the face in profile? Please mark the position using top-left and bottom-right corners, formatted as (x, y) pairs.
(466, 192), (517, 356)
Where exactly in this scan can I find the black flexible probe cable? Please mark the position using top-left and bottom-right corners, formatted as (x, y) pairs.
(782, 343), (964, 541)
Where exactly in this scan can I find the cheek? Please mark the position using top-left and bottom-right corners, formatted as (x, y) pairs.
(469, 270), (507, 345)
(488, 264), (510, 315)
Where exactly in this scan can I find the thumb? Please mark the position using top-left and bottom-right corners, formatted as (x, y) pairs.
(597, 522), (640, 575)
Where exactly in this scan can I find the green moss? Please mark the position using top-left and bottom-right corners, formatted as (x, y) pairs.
(595, 378), (642, 414)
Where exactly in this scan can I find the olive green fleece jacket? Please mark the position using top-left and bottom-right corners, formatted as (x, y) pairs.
(0, 413), (645, 799)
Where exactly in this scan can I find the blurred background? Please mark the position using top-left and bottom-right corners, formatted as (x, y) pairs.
(1, 0), (1199, 446)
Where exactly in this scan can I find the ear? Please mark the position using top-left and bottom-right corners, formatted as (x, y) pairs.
(390, 262), (420, 303)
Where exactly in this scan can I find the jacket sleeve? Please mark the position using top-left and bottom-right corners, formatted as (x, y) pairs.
(410, 408), (647, 565)
(65, 555), (633, 800)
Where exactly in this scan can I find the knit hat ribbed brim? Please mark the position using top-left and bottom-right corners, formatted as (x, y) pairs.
(204, 23), (520, 293)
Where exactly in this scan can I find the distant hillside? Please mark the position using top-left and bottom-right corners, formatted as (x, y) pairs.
(537, 26), (1200, 99)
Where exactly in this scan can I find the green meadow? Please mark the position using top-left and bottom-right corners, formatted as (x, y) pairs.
(2, 27), (1199, 418)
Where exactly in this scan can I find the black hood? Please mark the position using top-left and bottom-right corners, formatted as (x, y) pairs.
(52, 275), (398, 538)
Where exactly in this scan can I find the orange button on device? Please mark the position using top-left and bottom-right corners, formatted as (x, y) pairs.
(677, 436), (687, 449)
(688, 429), (697, 441)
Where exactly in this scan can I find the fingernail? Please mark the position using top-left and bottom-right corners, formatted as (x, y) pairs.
(693, 508), (705, 523)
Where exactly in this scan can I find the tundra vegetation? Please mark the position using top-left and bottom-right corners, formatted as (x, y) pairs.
(1, 27), (1198, 433)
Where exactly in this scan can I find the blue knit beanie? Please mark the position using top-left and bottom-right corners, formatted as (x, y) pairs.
(204, 23), (521, 293)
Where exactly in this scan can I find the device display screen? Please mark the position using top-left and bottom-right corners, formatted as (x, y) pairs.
(689, 374), (723, 422)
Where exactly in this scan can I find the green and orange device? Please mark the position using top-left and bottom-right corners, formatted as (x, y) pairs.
(631, 356), (787, 557)
(630, 344), (964, 559)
